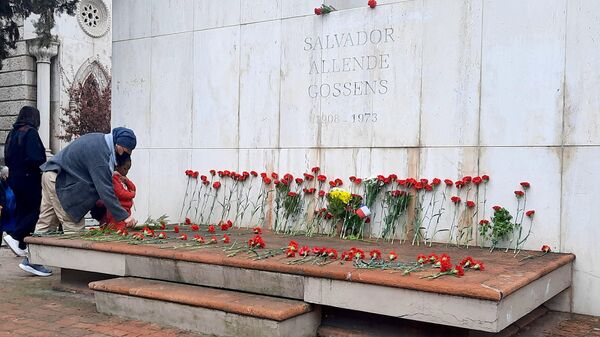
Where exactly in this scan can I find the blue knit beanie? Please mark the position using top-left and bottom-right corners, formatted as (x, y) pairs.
(112, 127), (137, 150)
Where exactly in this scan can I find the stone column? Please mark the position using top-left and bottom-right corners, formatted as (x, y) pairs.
(27, 39), (59, 156)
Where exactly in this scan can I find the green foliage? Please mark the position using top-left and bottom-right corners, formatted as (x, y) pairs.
(0, 0), (78, 69)
(481, 207), (515, 249)
(381, 191), (411, 240)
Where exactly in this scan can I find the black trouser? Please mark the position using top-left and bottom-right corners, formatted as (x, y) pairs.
(8, 179), (42, 249)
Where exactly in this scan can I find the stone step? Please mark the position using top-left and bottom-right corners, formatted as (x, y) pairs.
(89, 277), (321, 337)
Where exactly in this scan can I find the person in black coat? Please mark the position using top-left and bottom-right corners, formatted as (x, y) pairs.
(2, 106), (46, 258)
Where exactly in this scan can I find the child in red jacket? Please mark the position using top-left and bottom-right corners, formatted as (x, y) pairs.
(104, 155), (136, 230)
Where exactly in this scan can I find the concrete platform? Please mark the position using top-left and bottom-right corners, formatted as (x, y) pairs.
(90, 277), (320, 337)
(26, 231), (575, 333)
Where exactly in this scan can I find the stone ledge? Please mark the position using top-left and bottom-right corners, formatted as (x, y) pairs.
(89, 277), (313, 321)
(26, 233), (575, 302)
(94, 291), (321, 337)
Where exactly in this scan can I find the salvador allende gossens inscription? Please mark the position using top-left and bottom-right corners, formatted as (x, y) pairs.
(303, 27), (395, 125)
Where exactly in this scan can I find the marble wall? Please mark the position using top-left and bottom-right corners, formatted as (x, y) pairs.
(112, 0), (600, 316)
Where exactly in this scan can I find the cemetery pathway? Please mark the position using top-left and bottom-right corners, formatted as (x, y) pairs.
(0, 249), (200, 337)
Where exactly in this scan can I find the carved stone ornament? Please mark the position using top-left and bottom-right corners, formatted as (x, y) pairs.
(27, 39), (59, 63)
(77, 0), (111, 38)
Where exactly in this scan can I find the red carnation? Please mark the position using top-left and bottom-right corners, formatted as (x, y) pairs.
(472, 261), (485, 270)
(492, 205), (502, 211)
(174, 225), (180, 233)
(482, 174), (490, 182)
(455, 181), (464, 189)
(185, 217), (192, 225)
(191, 224), (199, 231)
(541, 245), (551, 253)
(472, 176), (482, 185)
(317, 175), (327, 182)
(451, 196), (461, 204)
(271, 172), (279, 179)
(432, 178), (441, 185)
(354, 178), (362, 184)
(417, 254), (427, 264)
(466, 200), (475, 208)
(462, 176), (472, 183)
(250, 170), (258, 177)
(314, 7), (322, 15)
(208, 225), (215, 233)
(453, 265), (465, 277)
(209, 169), (216, 176)
(514, 190), (525, 197)
(263, 177), (272, 185)
(222, 234), (230, 244)
(479, 219), (489, 225)
(298, 246), (310, 257)
(444, 179), (453, 186)
(520, 181), (531, 189)
(295, 178), (304, 184)
(368, 0), (377, 8)
(311, 166), (320, 173)
(318, 190), (326, 197)
(370, 249), (382, 260)
(388, 251), (398, 261)
(179, 234), (188, 241)
(200, 175), (207, 181)
(526, 210), (535, 217)
(213, 181), (221, 189)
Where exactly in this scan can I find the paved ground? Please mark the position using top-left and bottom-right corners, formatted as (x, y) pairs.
(0, 248), (200, 337)
(1, 245), (599, 337)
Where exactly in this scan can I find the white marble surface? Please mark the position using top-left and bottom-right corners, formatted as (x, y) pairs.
(561, 146), (600, 316)
(282, 0), (323, 18)
(194, 0), (241, 30)
(239, 21), (281, 148)
(112, 0), (600, 317)
(151, 0), (194, 36)
(279, 16), (322, 148)
(479, 0), (566, 146)
(112, 39), (151, 149)
(192, 27), (240, 149)
(479, 147), (562, 250)
(148, 149), (192, 221)
(420, 0), (481, 146)
(419, 147), (479, 243)
(129, 149), (150, 221)
(241, 0), (282, 24)
(564, 0), (600, 146)
(149, 33), (193, 148)
(113, 0), (151, 41)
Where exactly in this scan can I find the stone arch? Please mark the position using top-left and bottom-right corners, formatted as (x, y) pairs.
(73, 58), (109, 90)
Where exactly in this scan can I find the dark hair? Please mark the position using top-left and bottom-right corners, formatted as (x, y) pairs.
(116, 152), (131, 167)
(13, 106), (41, 130)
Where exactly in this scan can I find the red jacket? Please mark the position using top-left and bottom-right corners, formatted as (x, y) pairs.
(106, 173), (136, 227)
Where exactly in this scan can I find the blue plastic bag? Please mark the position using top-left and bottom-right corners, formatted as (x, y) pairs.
(1, 185), (17, 233)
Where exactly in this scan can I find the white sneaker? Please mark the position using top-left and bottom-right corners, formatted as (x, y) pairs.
(2, 234), (28, 257)
(19, 257), (52, 277)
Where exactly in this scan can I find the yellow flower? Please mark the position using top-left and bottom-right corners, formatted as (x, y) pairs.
(329, 188), (352, 204)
